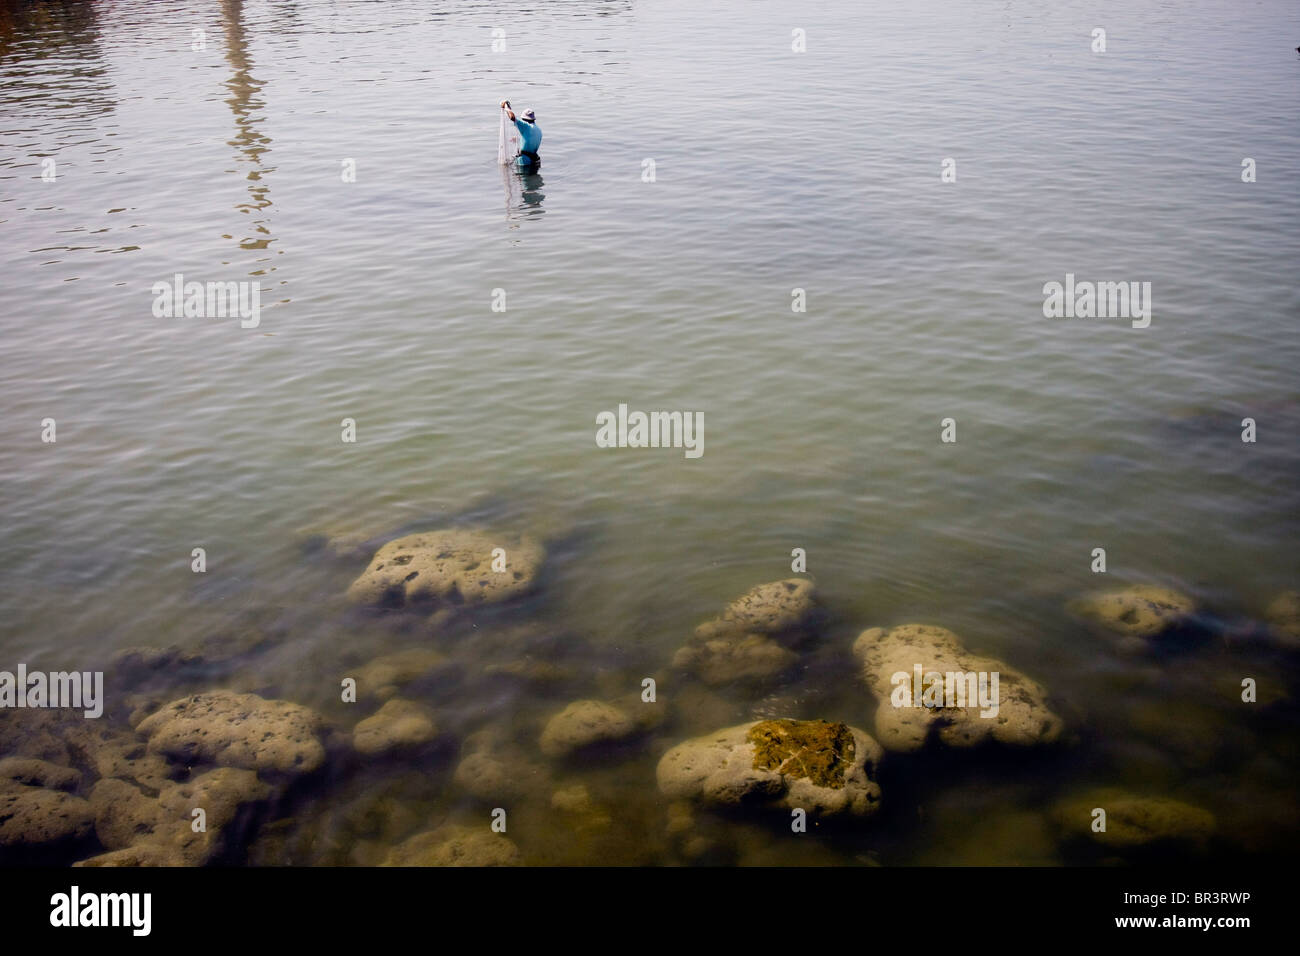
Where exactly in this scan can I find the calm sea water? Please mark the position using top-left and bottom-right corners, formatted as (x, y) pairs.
(1, 0), (1298, 865)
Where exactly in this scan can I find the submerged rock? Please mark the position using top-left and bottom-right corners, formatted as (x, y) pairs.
(453, 746), (549, 803)
(160, 767), (272, 864)
(1069, 585), (1198, 644)
(346, 529), (544, 608)
(354, 648), (455, 701)
(673, 578), (818, 687)
(672, 632), (798, 687)
(550, 783), (613, 831)
(0, 709), (86, 764)
(852, 624), (1062, 752)
(299, 527), (377, 562)
(1053, 788), (1215, 851)
(111, 624), (279, 690)
(136, 691), (327, 777)
(538, 698), (661, 760)
(694, 578), (819, 641)
(483, 657), (576, 687)
(383, 824), (521, 866)
(89, 768), (271, 865)
(88, 778), (170, 850)
(1264, 590), (1300, 648)
(550, 783), (593, 814)
(352, 699), (438, 756)
(71, 723), (177, 792)
(0, 787), (94, 849)
(74, 843), (186, 867)
(0, 757), (80, 793)
(656, 718), (883, 818)
(158, 768), (270, 832)
(110, 644), (205, 684)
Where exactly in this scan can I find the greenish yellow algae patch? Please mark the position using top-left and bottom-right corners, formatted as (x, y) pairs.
(747, 719), (855, 789)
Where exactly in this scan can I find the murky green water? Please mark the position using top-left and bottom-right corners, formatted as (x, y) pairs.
(1, 0), (1298, 865)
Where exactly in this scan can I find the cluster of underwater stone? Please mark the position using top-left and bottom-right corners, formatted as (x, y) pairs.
(0, 692), (322, 866)
(7, 521), (1291, 866)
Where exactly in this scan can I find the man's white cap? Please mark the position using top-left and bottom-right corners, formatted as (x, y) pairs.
(521, 109), (536, 122)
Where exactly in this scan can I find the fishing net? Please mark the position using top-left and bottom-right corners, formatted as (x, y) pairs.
(497, 107), (518, 165)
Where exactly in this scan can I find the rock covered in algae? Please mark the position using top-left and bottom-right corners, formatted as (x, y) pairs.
(136, 690), (327, 776)
(1052, 788), (1215, 851)
(852, 624), (1062, 752)
(346, 529), (544, 608)
(748, 719), (857, 787)
(656, 718), (883, 818)
(383, 824), (521, 866)
(1069, 585), (1198, 643)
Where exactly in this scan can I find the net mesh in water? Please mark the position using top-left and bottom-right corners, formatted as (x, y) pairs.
(498, 107), (517, 165)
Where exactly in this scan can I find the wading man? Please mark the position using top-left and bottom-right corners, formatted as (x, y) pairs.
(500, 99), (541, 169)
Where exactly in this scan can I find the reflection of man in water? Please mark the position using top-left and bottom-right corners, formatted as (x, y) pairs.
(519, 174), (544, 208)
(499, 99), (541, 168)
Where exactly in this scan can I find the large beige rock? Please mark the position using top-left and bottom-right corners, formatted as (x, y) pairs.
(1053, 789), (1215, 851)
(69, 723), (176, 792)
(346, 529), (544, 608)
(694, 578), (818, 640)
(0, 787), (94, 849)
(852, 624), (1062, 752)
(89, 778), (171, 850)
(383, 824), (520, 866)
(161, 767), (272, 864)
(352, 699), (438, 756)
(91, 768), (271, 865)
(158, 767), (271, 835)
(1070, 585), (1197, 642)
(657, 718), (883, 819)
(136, 691), (326, 776)
(673, 579), (817, 687)
(538, 698), (660, 760)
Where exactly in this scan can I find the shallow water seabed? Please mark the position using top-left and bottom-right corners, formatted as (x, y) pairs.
(1, 0), (1298, 864)
(5, 536), (1298, 867)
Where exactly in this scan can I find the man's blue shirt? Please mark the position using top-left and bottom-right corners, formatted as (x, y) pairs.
(513, 119), (542, 154)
